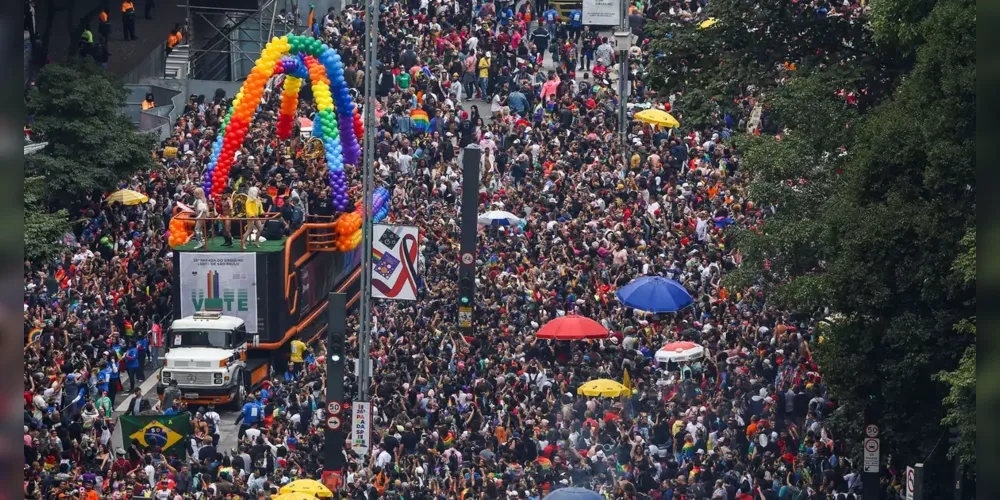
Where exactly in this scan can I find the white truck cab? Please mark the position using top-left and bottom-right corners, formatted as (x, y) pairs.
(159, 311), (255, 408)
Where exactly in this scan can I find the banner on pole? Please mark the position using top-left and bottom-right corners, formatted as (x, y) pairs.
(371, 224), (419, 301)
(351, 401), (372, 456)
(583, 0), (622, 26)
(179, 252), (258, 332)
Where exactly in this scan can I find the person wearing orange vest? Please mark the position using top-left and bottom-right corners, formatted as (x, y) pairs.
(121, 1), (137, 41)
(97, 11), (111, 41)
(166, 26), (182, 54)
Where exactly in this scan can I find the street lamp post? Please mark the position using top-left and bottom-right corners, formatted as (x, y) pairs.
(615, 0), (631, 168)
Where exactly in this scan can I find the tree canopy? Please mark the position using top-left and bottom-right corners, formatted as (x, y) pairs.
(25, 60), (157, 209)
(25, 176), (71, 264)
(24, 60), (156, 265)
(647, 0), (904, 128)
(648, 0), (976, 490)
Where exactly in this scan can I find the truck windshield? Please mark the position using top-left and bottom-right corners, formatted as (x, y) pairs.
(169, 329), (232, 348)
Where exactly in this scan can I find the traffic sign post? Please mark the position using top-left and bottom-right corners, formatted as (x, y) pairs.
(458, 306), (473, 328)
(327, 401), (342, 415)
(912, 463), (925, 500)
(326, 415), (342, 431)
(905, 466), (915, 500)
(861, 406), (881, 500)
(863, 437), (880, 473)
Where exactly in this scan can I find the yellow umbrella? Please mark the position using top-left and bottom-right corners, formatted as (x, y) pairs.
(699, 18), (718, 29)
(279, 479), (333, 498)
(107, 189), (150, 205)
(634, 109), (681, 129)
(272, 494), (321, 500)
(577, 379), (629, 398)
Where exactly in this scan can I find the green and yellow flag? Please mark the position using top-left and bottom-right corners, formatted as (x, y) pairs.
(622, 368), (633, 392)
(119, 412), (193, 457)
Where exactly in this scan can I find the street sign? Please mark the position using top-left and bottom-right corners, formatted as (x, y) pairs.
(327, 401), (342, 415)
(905, 466), (915, 500)
(865, 424), (880, 438)
(863, 437), (880, 473)
(326, 415), (342, 430)
(351, 401), (372, 456)
(461, 252), (474, 265)
(458, 306), (472, 328)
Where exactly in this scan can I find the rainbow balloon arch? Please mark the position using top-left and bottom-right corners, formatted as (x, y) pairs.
(191, 34), (387, 252)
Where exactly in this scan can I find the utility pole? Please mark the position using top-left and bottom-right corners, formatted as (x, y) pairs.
(356, 0), (379, 408)
(322, 293), (347, 480)
(616, 0), (630, 168)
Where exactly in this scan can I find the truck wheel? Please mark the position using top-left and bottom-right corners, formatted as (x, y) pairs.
(228, 373), (246, 410)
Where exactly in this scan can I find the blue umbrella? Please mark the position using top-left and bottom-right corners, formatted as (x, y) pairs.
(543, 487), (604, 500)
(615, 276), (693, 313)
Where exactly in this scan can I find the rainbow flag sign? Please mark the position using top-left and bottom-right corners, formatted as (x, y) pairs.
(410, 109), (429, 133)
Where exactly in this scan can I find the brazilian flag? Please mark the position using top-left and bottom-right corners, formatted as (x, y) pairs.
(119, 412), (193, 457)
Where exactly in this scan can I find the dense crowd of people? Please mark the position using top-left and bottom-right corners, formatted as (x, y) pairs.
(24, 1), (882, 499)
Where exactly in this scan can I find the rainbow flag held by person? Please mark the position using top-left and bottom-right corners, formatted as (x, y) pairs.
(410, 109), (429, 133)
(535, 457), (552, 470)
(27, 327), (42, 344)
(787, 421), (800, 445)
(682, 441), (697, 458)
(442, 431), (456, 446)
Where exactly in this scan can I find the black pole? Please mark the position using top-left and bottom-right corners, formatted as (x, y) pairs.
(458, 145), (481, 338)
(323, 292), (347, 475)
(861, 404), (881, 500)
(949, 428), (962, 500)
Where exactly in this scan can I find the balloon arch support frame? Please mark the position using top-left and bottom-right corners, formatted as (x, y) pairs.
(204, 35), (363, 213)
(188, 34), (383, 252)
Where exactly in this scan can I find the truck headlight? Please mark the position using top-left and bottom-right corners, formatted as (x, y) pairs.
(214, 373), (224, 385)
(162, 371), (172, 381)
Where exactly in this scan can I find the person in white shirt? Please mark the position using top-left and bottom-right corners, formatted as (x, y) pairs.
(375, 443), (392, 468)
(244, 423), (262, 443)
(192, 187), (209, 250)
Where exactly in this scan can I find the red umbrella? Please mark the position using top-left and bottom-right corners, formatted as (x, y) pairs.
(535, 315), (609, 340)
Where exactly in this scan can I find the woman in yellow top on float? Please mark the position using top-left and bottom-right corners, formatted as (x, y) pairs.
(242, 186), (265, 247)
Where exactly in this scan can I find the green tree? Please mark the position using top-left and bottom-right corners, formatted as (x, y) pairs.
(725, 0), (975, 487)
(935, 227), (976, 474)
(24, 177), (71, 264)
(25, 60), (156, 208)
(646, 0), (901, 126)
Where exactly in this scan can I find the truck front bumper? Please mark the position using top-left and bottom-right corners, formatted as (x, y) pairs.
(158, 383), (238, 406)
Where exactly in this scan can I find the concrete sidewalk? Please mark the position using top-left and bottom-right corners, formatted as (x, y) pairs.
(34, 0), (187, 75)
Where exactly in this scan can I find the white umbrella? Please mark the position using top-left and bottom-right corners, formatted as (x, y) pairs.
(478, 210), (522, 226)
(655, 341), (705, 363)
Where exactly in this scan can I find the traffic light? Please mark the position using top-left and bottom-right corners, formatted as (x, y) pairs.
(459, 276), (473, 306)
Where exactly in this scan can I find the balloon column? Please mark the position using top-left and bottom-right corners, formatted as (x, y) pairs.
(168, 214), (195, 248)
(273, 56), (308, 139)
(203, 35), (362, 212)
(332, 187), (391, 251)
